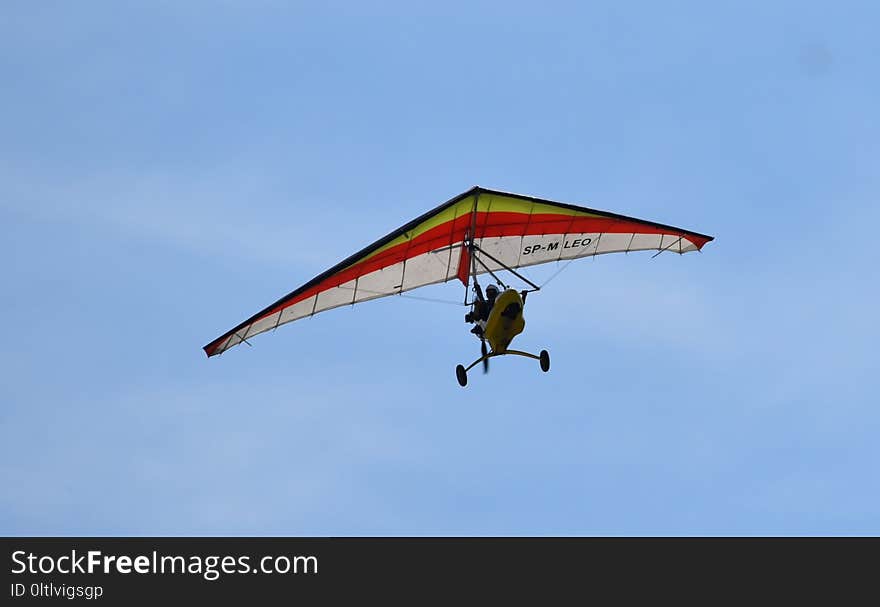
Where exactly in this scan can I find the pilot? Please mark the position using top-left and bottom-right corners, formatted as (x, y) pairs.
(466, 284), (500, 337)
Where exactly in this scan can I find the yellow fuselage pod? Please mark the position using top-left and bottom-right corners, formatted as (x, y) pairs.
(484, 288), (525, 353)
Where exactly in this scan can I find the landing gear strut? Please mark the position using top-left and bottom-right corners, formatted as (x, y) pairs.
(455, 348), (550, 387)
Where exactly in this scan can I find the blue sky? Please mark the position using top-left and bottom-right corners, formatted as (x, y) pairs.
(2, 1), (878, 535)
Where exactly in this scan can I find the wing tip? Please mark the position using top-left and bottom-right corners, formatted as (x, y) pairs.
(696, 234), (715, 249)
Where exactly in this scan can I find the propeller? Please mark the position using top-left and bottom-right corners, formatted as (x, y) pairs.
(481, 339), (489, 374)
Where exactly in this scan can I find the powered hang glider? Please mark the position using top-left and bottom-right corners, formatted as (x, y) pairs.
(203, 186), (713, 385)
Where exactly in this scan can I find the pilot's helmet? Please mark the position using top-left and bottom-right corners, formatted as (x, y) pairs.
(486, 284), (500, 298)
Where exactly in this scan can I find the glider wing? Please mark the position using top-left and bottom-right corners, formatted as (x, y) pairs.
(204, 186), (713, 356)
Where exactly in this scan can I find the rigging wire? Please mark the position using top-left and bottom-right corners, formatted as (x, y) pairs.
(336, 283), (465, 306)
(396, 292), (467, 306)
(539, 258), (576, 288)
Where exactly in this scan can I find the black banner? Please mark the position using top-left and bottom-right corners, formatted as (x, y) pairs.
(2, 537), (873, 603)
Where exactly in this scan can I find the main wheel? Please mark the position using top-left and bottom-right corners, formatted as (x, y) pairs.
(456, 364), (468, 387)
(539, 350), (550, 372)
